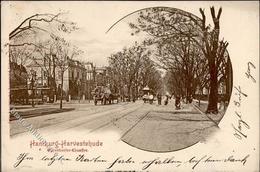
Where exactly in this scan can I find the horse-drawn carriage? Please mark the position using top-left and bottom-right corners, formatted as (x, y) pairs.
(91, 86), (119, 105)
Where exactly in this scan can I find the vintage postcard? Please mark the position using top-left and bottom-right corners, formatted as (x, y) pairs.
(1, 1), (259, 171)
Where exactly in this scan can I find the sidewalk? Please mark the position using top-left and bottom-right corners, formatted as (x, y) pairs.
(193, 99), (225, 124)
(121, 98), (219, 152)
(10, 101), (81, 121)
(11, 99), (93, 109)
(148, 98), (199, 114)
(152, 98), (226, 125)
(10, 107), (75, 121)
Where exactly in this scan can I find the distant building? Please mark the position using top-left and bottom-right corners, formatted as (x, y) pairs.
(95, 66), (109, 86)
(66, 59), (85, 100)
(83, 62), (96, 100)
(13, 54), (97, 104)
(10, 62), (28, 104)
(26, 57), (54, 103)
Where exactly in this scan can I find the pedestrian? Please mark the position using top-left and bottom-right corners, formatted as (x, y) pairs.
(164, 94), (169, 105)
(132, 94), (136, 102)
(156, 93), (162, 105)
(175, 95), (181, 110)
(149, 94), (154, 104)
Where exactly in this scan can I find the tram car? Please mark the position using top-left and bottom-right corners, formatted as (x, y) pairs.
(142, 86), (155, 104)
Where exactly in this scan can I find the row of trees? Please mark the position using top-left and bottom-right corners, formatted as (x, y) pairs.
(128, 7), (232, 113)
(9, 13), (82, 109)
(107, 42), (163, 100)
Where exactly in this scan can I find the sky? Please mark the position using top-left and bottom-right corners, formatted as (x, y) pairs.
(3, 1), (259, 69)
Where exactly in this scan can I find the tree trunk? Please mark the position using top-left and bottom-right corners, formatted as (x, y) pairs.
(127, 85), (131, 102)
(199, 7), (223, 114)
(198, 88), (202, 107)
(52, 54), (57, 102)
(225, 57), (232, 110)
(206, 58), (218, 114)
(60, 71), (64, 109)
(186, 87), (189, 104)
(185, 76), (193, 104)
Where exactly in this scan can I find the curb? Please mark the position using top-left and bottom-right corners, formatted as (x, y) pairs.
(192, 103), (219, 128)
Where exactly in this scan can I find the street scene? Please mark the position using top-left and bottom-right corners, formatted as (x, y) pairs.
(9, 6), (232, 152)
(10, 100), (219, 152)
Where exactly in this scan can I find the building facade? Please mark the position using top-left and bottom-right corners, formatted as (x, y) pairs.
(11, 53), (98, 104)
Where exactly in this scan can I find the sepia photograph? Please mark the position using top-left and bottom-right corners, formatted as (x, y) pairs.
(2, 1), (259, 171)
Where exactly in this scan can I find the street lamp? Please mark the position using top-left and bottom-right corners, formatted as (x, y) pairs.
(77, 79), (81, 102)
(30, 69), (37, 108)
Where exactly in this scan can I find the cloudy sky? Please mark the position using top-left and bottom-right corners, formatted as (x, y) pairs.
(3, 1), (259, 69)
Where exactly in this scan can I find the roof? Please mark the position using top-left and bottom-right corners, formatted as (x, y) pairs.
(143, 86), (150, 91)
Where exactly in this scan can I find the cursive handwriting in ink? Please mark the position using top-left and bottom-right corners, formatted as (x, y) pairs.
(233, 86), (248, 107)
(188, 155), (207, 170)
(232, 86), (250, 140)
(12, 152), (251, 169)
(107, 157), (135, 169)
(75, 154), (106, 163)
(245, 61), (256, 83)
(224, 154), (250, 165)
(232, 111), (250, 139)
(41, 153), (71, 166)
(14, 153), (33, 168)
(141, 157), (182, 170)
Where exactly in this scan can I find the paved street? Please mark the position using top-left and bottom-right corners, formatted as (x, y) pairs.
(10, 99), (219, 152)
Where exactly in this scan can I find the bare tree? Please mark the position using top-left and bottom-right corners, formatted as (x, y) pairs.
(9, 13), (77, 41)
(9, 12), (79, 106)
(155, 36), (205, 102)
(199, 7), (229, 113)
(9, 12), (78, 69)
(108, 43), (162, 99)
(51, 35), (82, 109)
(108, 44), (144, 98)
(129, 7), (230, 112)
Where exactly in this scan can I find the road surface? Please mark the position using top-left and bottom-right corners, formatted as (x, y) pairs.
(10, 100), (219, 152)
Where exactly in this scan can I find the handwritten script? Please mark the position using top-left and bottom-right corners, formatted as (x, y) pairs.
(14, 152), (250, 170)
(232, 61), (256, 140)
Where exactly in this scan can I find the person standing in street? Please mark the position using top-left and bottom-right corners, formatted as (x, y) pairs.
(175, 95), (181, 110)
(156, 93), (162, 105)
(149, 94), (154, 104)
(164, 94), (169, 105)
